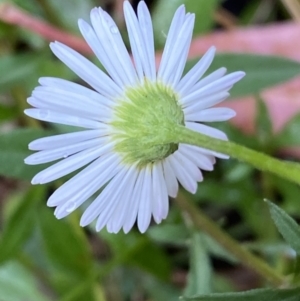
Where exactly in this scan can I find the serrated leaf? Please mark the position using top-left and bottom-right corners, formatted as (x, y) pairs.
(267, 200), (300, 255)
(182, 287), (300, 301)
(0, 186), (45, 263)
(185, 54), (300, 98)
(0, 128), (54, 180)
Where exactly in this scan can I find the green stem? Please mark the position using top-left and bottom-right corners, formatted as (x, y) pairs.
(175, 191), (286, 287)
(168, 125), (300, 186)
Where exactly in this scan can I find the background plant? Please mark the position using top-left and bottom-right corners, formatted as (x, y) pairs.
(1, 0), (300, 300)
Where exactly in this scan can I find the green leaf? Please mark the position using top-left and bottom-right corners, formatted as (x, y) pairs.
(0, 104), (17, 121)
(100, 231), (171, 280)
(144, 276), (180, 301)
(152, 0), (219, 49)
(148, 224), (189, 245)
(38, 58), (76, 82)
(185, 54), (300, 98)
(0, 261), (50, 301)
(203, 234), (237, 264)
(37, 206), (93, 278)
(266, 200), (300, 255)
(0, 186), (45, 263)
(0, 128), (54, 180)
(275, 114), (300, 147)
(294, 256), (300, 283)
(58, 279), (96, 301)
(269, 176), (300, 215)
(0, 52), (75, 93)
(130, 239), (171, 280)
(0, 53), (43, 92)
(188, 0), (219, 35)
(44, 0), (95, 33)
(255, 96), (273, 148)
(184, 233), (212, 296)
(182, 287), (300, 301)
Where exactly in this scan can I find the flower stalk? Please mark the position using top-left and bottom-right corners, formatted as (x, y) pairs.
(169, 125), (300, 186)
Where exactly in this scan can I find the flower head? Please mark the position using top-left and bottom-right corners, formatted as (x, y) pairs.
(25, 1), (245, 233)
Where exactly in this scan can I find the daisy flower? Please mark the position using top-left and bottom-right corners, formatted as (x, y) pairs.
(25, 1), (245, 233)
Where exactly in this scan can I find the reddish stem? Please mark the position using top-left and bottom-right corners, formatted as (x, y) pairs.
(0, 3), (92, 54)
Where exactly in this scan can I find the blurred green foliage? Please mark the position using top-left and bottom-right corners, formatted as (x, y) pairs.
(1, 0), (300, 300)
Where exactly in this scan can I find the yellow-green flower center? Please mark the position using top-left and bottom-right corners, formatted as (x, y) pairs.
(110, 81), (184, 167)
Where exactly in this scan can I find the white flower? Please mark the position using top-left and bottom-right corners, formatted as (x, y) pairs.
(25, 1), (245, 233)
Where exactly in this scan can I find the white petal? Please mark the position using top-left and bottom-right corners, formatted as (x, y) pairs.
(189, 67), (227, 94)
(106, 166), (139, 233)
(78, 19), (121, 87)
(174, 151), (203, 183)
(31, 142), (113, 184)
(30, 88), (112, 121)
(182, 71), (245, 106)
(168, 152), (201, 194)
(38, 77), (114, 108)
(183, 92), (229, 114)
(137, 1), (156, 81)
(101, 11), (138, 85)
(123, 168), (145, 233)
(185, 123), (229, 159)
(158, 5), (186, 80)
(137, 166), (153, 233)
(24, 108), (103, 129)
(169, 22), (193, 87)
(88, 8), (137, 86)
(50, 42), (122, 98)
(158, 14), (195, 84)
(162, 158), (178, 198)
(152, 162), (169, 223)
(27, 96), (109, 122)
(95, 166), (134, 232)
(29, 129), (107, 151)
(186, 122), (228, 140)
(183, 143), (228, 160)
(80, 166), (128, 228)
(124, 1), (152, 81)
(177, 46), (216, 94)
(25, 137), (106, 164)
(48, 153), (121, 207)
(178, 144), (215, 171)
(185, 107), (236, 122)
